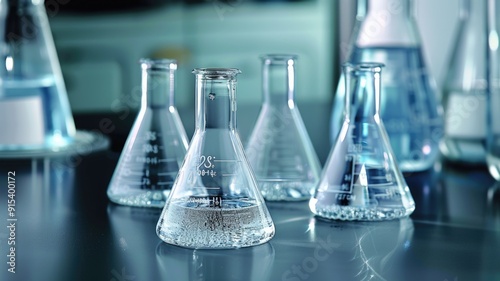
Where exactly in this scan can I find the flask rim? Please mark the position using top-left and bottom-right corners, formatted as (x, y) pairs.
(192, 68), (241, 79)
(140, 58), (178, 71)
(260, 54), (298, 62)
(342, 62), (385, 72)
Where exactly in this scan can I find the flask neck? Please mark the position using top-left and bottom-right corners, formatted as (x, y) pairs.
(355, 0), (419, 47)
(261, 55), (297, 106)
(460, 0), (486, 24)
(364, 0), (412, 17)
(194, 68), (240, 130)
(140, 59), (177, 109)
(343, 63), (383, 122)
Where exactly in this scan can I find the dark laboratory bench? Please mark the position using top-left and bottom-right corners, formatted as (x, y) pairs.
(0, 150), (499, 281)
(0, 107), (499, 281)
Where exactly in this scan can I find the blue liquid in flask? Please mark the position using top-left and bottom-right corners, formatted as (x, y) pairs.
(331, 46), (443, 172)
(0, 76), (74, 149)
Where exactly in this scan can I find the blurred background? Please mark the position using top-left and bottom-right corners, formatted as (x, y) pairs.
(47, 0), (458, 162)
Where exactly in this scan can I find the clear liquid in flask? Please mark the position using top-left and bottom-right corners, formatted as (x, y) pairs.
(315, 63), (415, 221)
(156, 68), (275, 249)
(107, 59), (188, 208)
(246, 54), (321, 201)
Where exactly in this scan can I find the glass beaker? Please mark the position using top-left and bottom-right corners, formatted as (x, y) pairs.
(311, 63), (415, 221)
(107, 59), (189, 208)
(487, 0), (500, 179)
(0, 0), (108, 157)
(440, 0), (488, 165)
(156, 68), (275, 249)
(245, 54), (321, 201)
(330, 0), (443, 172)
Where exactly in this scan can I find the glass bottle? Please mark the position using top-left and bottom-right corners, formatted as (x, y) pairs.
(486, 0), (500, 179)
(156, 68), (275, 249)
(330, 0), (443, 172)
(107, 59), (189, 208)
(311, 63), (415, 221)
(245, 54), (321, 201)
(441, 0), (488, 165)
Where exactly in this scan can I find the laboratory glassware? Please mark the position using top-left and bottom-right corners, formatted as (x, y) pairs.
(487, 0), (500, 179)
(311, 63), (415, 221)
(245, 54), (321, 201)
(107, 59), (189, 208)
(330, 0), (443, 172)
(441, 0), (488, 164)
(0, 0), (108, 157)
(156, 68), (275, 249)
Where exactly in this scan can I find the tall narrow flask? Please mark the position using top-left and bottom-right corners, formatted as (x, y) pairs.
(441, 0), (488, 164)
(245, 54), (321, 201)
(157, 68), (275, 249)
(330, 0), (443, 172)
(0, 0), (108, 157)
(311, 63), (415, 221)
(107, 59), (189, 208)
(487, 0), (500, 179)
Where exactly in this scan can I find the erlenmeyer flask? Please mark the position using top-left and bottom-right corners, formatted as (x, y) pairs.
(156, 68), (275, 249)
(440, 0), (488, 165)
(0, 0), (108, 158)
(311, 63), (415, 221)
(107, 59), (189, 208)
(330, 0), (443, 172)
(245, 54), (321, 201)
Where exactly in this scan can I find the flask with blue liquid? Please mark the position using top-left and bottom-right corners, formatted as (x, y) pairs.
(330, 0), (443, 172)
(0, 0), (108, 158)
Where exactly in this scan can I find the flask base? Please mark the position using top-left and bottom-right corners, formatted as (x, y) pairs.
(0, 130), (109, 159)
(108, 190), (170, 208)
(309, 200), (415, 221)
(487, 153), (500, 180)
(440, 138), (486, 165)
(259, 180), (314, 201)
(156, 199), (275, 249)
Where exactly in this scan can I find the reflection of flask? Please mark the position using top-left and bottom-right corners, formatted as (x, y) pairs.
(0, 0), (108, 157)
(441, 0), (488, 164)
(311, 63), (415, 221)
(330, 0), (443, 172)
(156, 243), (275, 281)
(156, 68), (275, 249)
(317, 217), (414, 280)
(245, 54), (321, 201)
(107, 59), (189, 208)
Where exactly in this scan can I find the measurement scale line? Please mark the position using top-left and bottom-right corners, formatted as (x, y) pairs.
(159, 159), (178, 163)
(120, 172), (144, 176)
(158, 172), (178, 176)
(158, 182), (175, 185)
(352, 183), (394, 187)
(118, 181), (144, 185)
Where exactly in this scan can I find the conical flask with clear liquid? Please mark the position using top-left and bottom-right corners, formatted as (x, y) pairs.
(330, 0), (443, 172)
(245, 54), (321, 201)
(156, 68), (275, 249)
(107, 59), (189, 208)
(311, 63), (415, 221)
(440, 0), (488, 165)
(0, 0), (107, 157)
